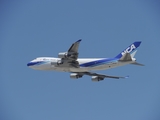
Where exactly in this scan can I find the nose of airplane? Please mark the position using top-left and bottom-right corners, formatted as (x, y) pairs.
(27, 60), (40, 67)
(27, 62), (32, 67)
(27, 60), (42, 70)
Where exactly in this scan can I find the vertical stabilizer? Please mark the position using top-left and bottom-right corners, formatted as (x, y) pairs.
(115, 41), (141, 59)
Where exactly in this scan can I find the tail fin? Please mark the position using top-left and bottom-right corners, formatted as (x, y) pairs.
(115, 41), (141, 59)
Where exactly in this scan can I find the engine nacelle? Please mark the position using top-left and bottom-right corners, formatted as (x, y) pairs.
(70, 73), (83, 79)
(58, 52), (77, 60)
(91, 76), (104, 82)
(58, 52), (68, 58)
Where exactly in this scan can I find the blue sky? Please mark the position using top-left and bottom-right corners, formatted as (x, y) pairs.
(1, 0), (160, 120)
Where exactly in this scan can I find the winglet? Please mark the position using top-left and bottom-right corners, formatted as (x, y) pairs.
(124, 75), (129, 79)
(76, 39), (82, 43)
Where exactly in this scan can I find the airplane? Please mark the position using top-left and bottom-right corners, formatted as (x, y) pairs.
(27, 39), (144, 82)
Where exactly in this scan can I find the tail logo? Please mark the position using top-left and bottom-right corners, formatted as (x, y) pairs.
(121, 44), (136, 55)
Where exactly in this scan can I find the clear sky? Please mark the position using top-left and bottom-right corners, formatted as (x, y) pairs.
(1, 0), (160, 120)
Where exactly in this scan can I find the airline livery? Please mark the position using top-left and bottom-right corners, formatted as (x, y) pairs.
(27, 40), (144, 82)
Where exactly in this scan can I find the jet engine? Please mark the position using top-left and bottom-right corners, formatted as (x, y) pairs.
(91, 76), (104, 82)
(51, 60), (63, 66)
(58, 52), (78, 60)
(58, 52), (69, 58)
(70, 73), (83, 79)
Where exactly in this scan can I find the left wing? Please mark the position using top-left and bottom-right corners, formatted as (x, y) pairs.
(70, 72), (129, 82)
(68, 39), (81, 54)
(57, 40), (82, 67)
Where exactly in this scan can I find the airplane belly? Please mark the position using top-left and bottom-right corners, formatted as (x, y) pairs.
(90, 64), (116, 71)
(51, 61), (134, 72)
(50, 65), (89, 72)
(69, 67), (89, 72)
(89, 61), (134, 71)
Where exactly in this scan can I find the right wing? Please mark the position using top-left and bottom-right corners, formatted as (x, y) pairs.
(70, 72), (129, 82)
(83, 72), (128, 79)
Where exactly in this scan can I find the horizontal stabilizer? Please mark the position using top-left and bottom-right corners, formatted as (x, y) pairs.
(119, 53), (132, 61)
(131, 62), (144, 66)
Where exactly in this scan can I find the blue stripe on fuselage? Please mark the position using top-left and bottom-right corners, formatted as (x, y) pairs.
(79, 58), (118, 67)
(27, 61), (49, 66)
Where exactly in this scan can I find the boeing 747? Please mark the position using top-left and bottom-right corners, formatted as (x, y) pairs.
(27, 40), (144, 81)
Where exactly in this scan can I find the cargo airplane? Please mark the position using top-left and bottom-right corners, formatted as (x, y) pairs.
(27, 40), (144, 82)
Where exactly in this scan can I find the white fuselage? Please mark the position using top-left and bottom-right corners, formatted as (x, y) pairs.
(27, 57), (134, 72)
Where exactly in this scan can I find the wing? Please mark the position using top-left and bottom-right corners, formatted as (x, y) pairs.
(84, 72), (128, 79)
(68, 39), (81, 53)
(67, 39), (81, 61)
(71, 72), (129, 81)
(57, 39), (82, 67)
